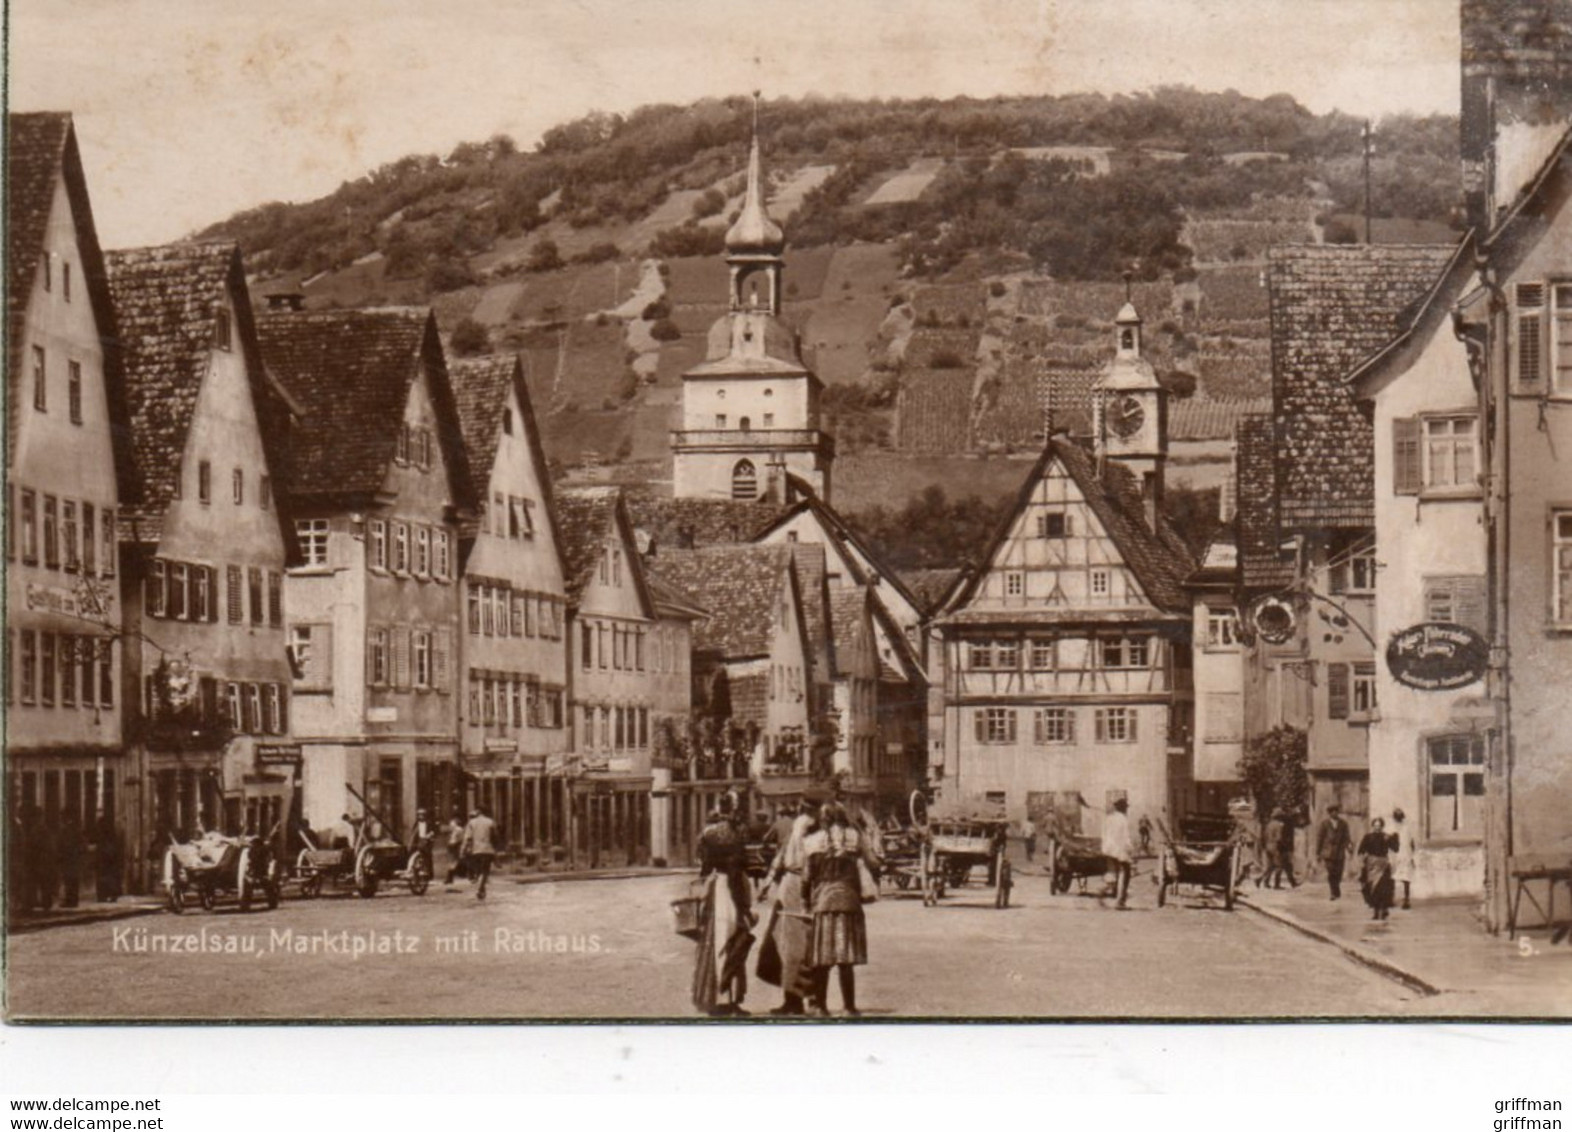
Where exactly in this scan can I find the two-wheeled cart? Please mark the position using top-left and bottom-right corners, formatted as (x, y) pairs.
(916, 797), (1013, 909)
(163, 829), (282, 913)
(292, 783), (432, 899)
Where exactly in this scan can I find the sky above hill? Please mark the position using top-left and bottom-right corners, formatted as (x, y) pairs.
(9, 0), (1460, 247)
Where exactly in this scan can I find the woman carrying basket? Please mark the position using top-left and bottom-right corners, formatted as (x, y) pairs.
(691, 803), (755, 1016)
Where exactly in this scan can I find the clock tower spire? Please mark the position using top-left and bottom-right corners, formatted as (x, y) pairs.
(1091, 288), (1168, 530)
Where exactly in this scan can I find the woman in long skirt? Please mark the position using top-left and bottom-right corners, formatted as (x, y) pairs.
(761, 812), (817, 1015)
(804, 803), (879, 1017)
(1357, 816), (1396, 921)
(692, 807), (754, 1016)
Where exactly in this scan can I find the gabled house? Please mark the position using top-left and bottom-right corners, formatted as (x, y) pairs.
(451, 353), (570, 854)
(828, 586), (884, 803)
(5, 112), (135, 860)
(557, 486), (692, 865)
(107, 241), (299, 856)
(1248, 244), (1457, 844)
(1347, 239), (1488, 900)
(258, 308), (477, 838)
(646, 543), (819, 808)
(929, 303), (1196, 836)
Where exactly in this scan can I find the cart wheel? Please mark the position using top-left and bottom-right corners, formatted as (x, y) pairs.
(1156, 854), (1169, 907)
(408, 852), (431, 896)
(199, 883), (217, 912)
(237, 848), (253, 912)
(166, 860), (186, 914)
(996, 858), (1012, 909)
(1224, 846), (1237, 911)
(354, 847), (378, 898)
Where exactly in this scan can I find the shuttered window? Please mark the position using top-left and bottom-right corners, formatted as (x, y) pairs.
(1327, 662), (1350, 720)
(1392, 417), (1422, 495)
(1516, 283), (1544, 390)
(393, 627), (411, 690)
(433, 627), (452, 693)
(227, 564), (243, 623)
(1423, 575), (1487, 634)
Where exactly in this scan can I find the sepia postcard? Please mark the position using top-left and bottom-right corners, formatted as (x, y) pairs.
(4, 0), (1571, 1024)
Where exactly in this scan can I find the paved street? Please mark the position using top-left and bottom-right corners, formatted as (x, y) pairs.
(5, 864), (1457, 1020)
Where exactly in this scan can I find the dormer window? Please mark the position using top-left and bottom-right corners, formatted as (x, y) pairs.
(214, 308), (233, 351)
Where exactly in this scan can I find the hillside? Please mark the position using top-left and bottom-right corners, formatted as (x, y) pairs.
(201, 91), (1461, 524)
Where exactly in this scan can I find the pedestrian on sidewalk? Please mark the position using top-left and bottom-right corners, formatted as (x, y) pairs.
(1259, 810), (1287, 888)
(1021, 816), (1038, 862)
(1357, 816), (1396, 921)
(1389, 808), (1416, 910)
(1276, 811), (1299, 888)
(1314, 804), (1352, 901)
(460, 805), (499, 900)
(444, 810), (467, 885)
(1102, 797), (1134, 910)
(94, 816), (123, 903)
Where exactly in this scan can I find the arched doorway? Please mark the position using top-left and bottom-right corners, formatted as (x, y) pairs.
(731, 459), (758, 500)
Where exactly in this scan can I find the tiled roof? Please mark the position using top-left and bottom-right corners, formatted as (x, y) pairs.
(1170, 397), (1272, 442)
(1462, 0), (1572, 80)
(828, 587), (872, 679)
(258, 308), (475, 510)
(7, 113), (135, 495)
(449, 354), (515, 488)
(106, 243), (243, 524)
(1235, 413), (1293, 590)
(944, 436), (1197, 616)
(555, 486), (620, 602)
(621, 487), (791, 549)
(646, 573), (708, 620)
(1267, 244), (1456, 527)
(899, 568), (963, 615)
(647, 544), (794, 659)
(786, 542), (830, 677)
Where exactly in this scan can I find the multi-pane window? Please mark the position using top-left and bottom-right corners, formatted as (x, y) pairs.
(246, 684), (263, 734)
(296, 520), (329, 567)
(393, 522), (409, 574)
(1089, 568), (1110, 598)
(974, 707), (1017, 744)
(268, 571), (283, 627)
(21, 490), (38, 564)
(1428, 733), (1486, 838)
(1206, 607), (1239, 648)
(266, 684), (284, 734)
(68, 361), (82, 424)
(396, 424), (411, 465)
(1094, 707), (1137, 743)
(467, 586), (482, 635)
(227, 564), (243, 623)
(32, 346), (46, 411)
(1352, 662), (1378, 717)
(968, 642), (992, 669)
(1423, 417), (1477, 490)
(369, 520), (387, 570)
(1004, 571), (1024, 597)
(192, 564), (211, 622)
(1037, 511), (1068, 538)
(413, 630), (432, 689)
(369, 628), (389, 687)
(43, 495), (59, 568)
(434, 531), (450, 580)
(62, 500), (78, 571)
(1555, 512), (1572, 627)
(415, 527), (430, 577)
(994, 639), (1020, 670)
(1034, 707), (1074, 744)
(232, 468), (244, 505)
(1556, 283), (1572, 395)
(1029, 639), (1056, 670)
(1100, 636), (1149, 669)
(82, 503), (95, 575)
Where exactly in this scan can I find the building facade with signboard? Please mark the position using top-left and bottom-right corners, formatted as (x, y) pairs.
(1351, 241), (1490, 899)
(107, 242), (300, 870)
(5, 113), (135, 874)
(259, 307), (476, 839)
(450, 354), (570, 852)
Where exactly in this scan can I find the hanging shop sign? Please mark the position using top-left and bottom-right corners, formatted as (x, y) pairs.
(1385, 622), (1488, 691)
(255, 743), (304, 767)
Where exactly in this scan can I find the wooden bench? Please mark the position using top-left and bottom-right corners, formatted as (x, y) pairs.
(1507, 856), (1572, 939)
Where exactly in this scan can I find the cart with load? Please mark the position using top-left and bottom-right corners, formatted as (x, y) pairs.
(1045, 827), (1110, 894)
(163, 829), (282, 913)
(292, 783), (432, 899)
(1156, 827), (1241, 911)
(915, 795), (1013, 909)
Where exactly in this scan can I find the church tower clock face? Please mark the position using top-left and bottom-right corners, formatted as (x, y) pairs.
(1109, 394), (1145, 438)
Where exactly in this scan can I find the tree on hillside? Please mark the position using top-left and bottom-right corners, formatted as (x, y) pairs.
(449, 318), (490, 357)
(849, 485), (1014, 571)
(527, 239), (563, 273)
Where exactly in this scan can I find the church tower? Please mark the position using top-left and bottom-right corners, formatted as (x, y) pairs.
(671, 112), (833, 502)
(1091, 296), (1168, 529)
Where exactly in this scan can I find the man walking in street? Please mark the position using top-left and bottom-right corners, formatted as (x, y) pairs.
(1102, 797), (1134, 910)
(1314, 803), (1352, 901)
(1021, 816), (1037, 863)
(460, 804), (499, 901)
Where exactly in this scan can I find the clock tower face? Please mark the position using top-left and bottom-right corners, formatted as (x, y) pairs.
(1109, 394), (1146, 439)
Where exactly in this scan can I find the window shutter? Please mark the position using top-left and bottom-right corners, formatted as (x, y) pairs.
(227, 565), (243, 623)
(974, 711), (986, 743)
(1392, 417), (1422, 495)
(312, 625), (333, 689)
(1065, 709), (1076, 745)
(1094, 710), (1106, 743)
(366, 629), (379, 689)
(1006, 710), (1017, 743)
(1128, 709), (1138, 742)
(433, 627), (451, 693)
(1516, 284), (1544, 390)
(1033, 711), (1044, 744)
(1327, 662), (1350, 720)
(1455, 575), (1487, 635)
(394, 628), (411, 689)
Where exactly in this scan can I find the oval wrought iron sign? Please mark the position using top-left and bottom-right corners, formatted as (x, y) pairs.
(1385, 622), (1488, 691)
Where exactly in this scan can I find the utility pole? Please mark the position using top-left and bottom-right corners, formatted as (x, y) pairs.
(1361, 120), (1376, 245)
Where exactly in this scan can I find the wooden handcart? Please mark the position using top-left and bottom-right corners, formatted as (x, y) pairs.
(916, 796), (1013, 909)
(1156, 836), (1240, 910)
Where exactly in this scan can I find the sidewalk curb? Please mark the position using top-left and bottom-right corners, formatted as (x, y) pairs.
(509, 868), (693, 887)
(1239, 893), (1443, 997)
(8, 903), (167, 935)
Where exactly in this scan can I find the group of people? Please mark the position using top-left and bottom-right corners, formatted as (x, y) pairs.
(1312, 804), (1415, 921)
(8, 806), (124, 914)
(690, 795), (881, 1018)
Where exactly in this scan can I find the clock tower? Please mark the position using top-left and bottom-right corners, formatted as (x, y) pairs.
(1091, 298), (1168, 529)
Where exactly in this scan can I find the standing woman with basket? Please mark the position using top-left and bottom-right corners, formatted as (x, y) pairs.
(691, 804), (755, 1016)
(804, 803), (880, 1017)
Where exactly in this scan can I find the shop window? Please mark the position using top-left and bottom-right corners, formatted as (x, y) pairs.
(1427, 733), (1485, 840)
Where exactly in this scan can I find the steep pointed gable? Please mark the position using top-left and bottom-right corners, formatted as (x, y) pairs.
(556, 486), (654, 616)
(258, 307), (475, 511)
(6, 111), (135, 497)
(1235, 413), (1292, 590)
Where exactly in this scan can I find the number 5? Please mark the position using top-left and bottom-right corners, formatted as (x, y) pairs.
(1518, 935), (1536, 957)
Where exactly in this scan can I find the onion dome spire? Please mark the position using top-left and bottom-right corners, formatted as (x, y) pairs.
(724, 94), (785, 257)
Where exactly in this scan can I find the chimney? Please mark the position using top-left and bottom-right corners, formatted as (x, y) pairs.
(1460, 0), (1572, 227)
